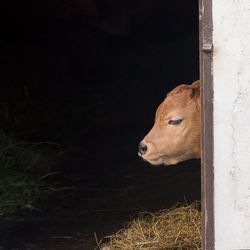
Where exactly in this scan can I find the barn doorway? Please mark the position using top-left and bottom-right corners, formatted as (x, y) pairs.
(1, 1), (201, 249)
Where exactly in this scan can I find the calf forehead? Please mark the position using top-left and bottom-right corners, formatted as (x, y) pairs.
(167, 84), (194, 98)
(155, 88), (195, 122)
(155, 100), (182, 123)
(157, 94), (191, 115)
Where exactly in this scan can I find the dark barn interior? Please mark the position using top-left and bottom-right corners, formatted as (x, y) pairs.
(1, 0), (200, 249)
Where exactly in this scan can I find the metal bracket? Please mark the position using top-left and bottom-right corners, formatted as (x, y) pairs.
(202, 43), (213, 52)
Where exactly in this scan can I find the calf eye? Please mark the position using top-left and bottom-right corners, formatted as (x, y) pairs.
(168, 119), (183, 125)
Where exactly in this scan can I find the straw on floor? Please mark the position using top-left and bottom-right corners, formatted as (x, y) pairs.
(100, 201), (201, 250)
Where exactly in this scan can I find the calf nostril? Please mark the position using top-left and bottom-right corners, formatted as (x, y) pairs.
(138, 142), (147, 155)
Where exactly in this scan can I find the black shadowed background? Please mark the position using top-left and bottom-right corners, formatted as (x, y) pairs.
(0, 0), (200, 249)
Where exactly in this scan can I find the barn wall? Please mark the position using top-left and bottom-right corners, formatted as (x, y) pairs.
(213, 0), (250, 248)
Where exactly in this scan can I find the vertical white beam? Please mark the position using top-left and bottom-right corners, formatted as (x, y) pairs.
(213, 0), (250, 249)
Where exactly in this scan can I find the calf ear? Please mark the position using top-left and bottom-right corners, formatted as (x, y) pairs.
(191, 80), (200, 109)
(191, 80), (200, 96)
(191, 80), (200, 90)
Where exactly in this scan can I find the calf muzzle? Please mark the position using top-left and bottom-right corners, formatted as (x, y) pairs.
(138, 142), (147, 155)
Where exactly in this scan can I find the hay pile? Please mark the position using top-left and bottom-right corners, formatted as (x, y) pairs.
(100, 202), (201, 250)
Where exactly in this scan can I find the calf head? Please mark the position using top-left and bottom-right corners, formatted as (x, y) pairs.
(138, 80), (200, 166)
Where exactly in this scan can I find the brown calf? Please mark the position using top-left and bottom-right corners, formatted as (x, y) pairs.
(138, 80), (200, 166)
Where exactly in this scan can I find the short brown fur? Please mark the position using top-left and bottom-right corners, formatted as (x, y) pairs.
(139, 80), (200, 166)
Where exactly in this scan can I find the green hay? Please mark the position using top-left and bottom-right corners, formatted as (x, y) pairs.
(0, 131), (62, 215)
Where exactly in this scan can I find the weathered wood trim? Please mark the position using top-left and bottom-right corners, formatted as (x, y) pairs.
(199, 0), (214, 249)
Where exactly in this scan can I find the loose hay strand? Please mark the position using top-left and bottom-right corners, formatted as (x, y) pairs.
(101, 202), (201, 250)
